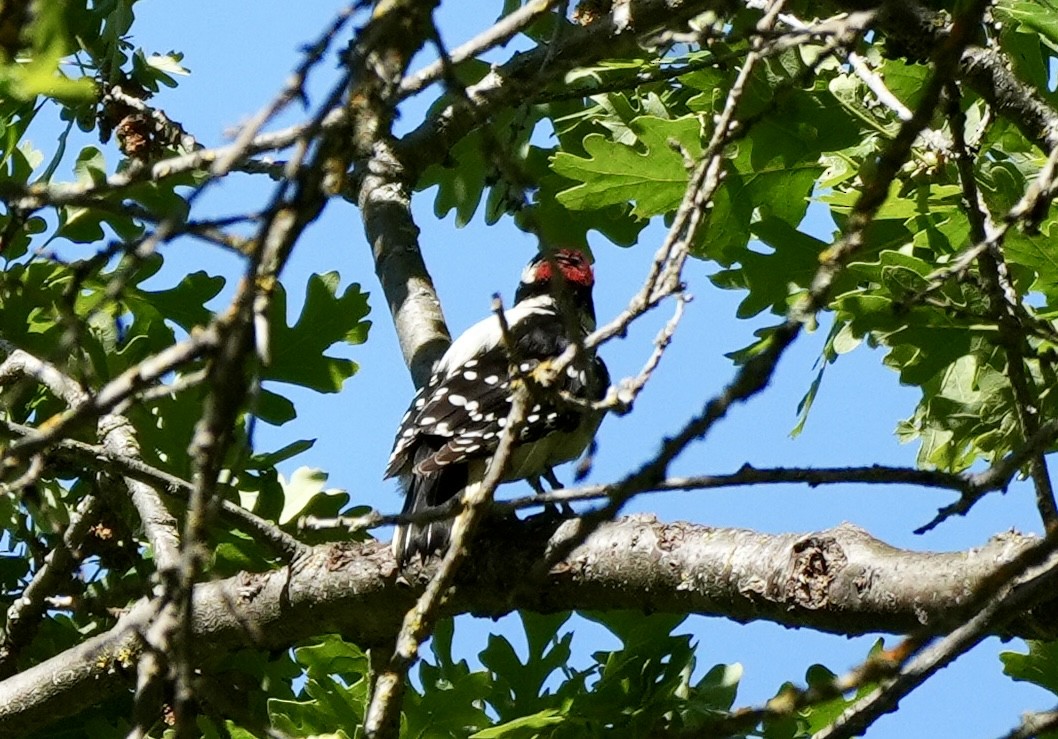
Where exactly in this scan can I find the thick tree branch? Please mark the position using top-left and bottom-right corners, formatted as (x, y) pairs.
(97, 414), (182, 574)
(359, 141), (450, 387)
(355, 0), (449, 389)
(0, 516), (1054, 736)
(818, 530), (1058, 738)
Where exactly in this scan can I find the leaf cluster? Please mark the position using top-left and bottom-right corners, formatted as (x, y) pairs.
(4, 0), (1058, 735)
(417, 3), (1058, 475)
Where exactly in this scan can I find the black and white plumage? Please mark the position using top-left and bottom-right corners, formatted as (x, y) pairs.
(385, 249), (609, 567)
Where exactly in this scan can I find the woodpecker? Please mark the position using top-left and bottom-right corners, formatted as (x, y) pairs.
(385, 249), (609, 567)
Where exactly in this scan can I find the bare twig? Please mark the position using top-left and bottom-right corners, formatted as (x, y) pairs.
(1, 328), (221, 466)
(1, 415), (305, 559)
(610, 291), (691, 410)
(817, 533), (1058, 739)
(0, 347), (88, 406)
(941, 87), (1058, 530)
(845, 49), (912, 121)
(98, 414), (181, 574)
(300, 460), (983, 536)
(212, 3), (359, 176)
(533, 0), (789, 572)
(917, 419), (1058, 533)
(399, 0), (564, 97)
(0, 493), (103, 678)
(693, 640), (915, 738)
(363, 385), (532, 736)
(995, 707), (1058, 739)
(777, 12), (909, 125)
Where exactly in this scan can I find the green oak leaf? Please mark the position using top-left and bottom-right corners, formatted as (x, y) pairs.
(418, 126), (490, 226)
(133, 269), (224, 332)
(1004, 220), (1058, 300)
(1002, 640), (1058, 696)
(877, 58), (931, 112)
(417, 60), (546, 228)
(997, 0), (1058, 50)
(470, 711), (564, 738)
(249, 439), (316, 469)
(896, 349), (1018, 471)
(275, 467), (348, 526)
(57, 147), (143, 243)
(697, 94), (838, 264)
(264, 272), (371, 393)
(270, 636), (369, 737)
(710, 216), (829, 319)
(211, 530), (273, 576)
(65, 255), (224, 376)
(480, 612), (573, 721)
(255, 388), (297, 426)
(410, 617), (491, 735)
(523, 167), (646, 248)
(552, 115), (704, 218)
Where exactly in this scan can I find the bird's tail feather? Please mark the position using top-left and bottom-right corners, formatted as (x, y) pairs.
(392, 447), (466, 568)
(392, 479), (452, 567)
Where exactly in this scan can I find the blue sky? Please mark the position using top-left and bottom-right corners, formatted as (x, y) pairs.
(34, 1), (1056, 735)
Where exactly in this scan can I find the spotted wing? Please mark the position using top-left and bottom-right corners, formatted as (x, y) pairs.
(385, 306), (603, 479)
(387, 358), (599, 478)
(415, 355), (577, 474)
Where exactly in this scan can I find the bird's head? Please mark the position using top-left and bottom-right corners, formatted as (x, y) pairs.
(515, 249), (595, 304)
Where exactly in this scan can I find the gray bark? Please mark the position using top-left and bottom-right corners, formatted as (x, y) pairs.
(0, 516), (1050, 736)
